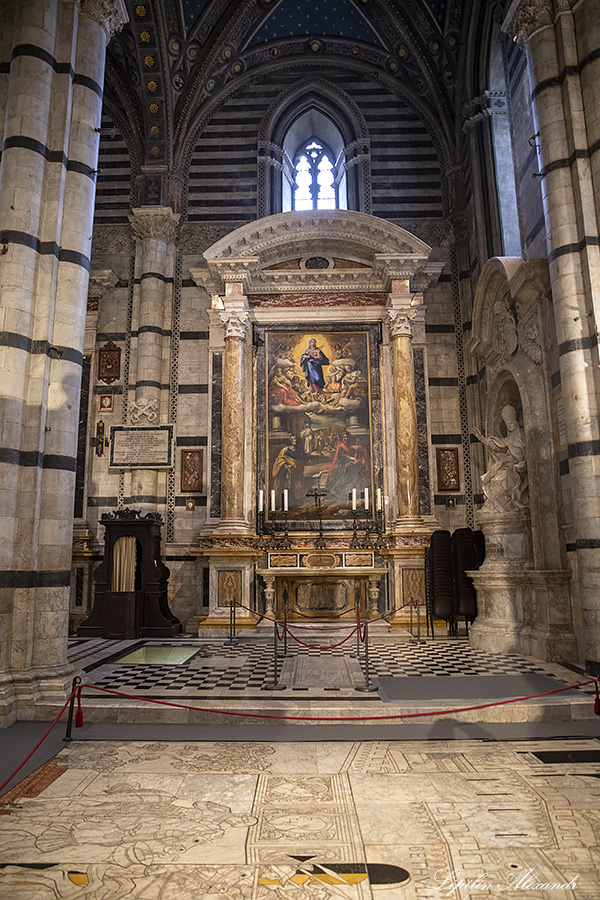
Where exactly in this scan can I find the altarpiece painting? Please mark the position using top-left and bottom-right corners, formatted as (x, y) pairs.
(258, 326), (382, 526)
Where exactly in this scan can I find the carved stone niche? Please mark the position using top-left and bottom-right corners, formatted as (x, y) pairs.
(468, 258), (577, 662)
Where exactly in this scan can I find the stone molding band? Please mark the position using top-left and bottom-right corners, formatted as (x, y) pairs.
(0, 570), (71, 589)
(138, 272), (174, 283)
(1, 137), (96, 180)
(0, 332), (84, 366)
(178, 384), (209, 394)
(129, 380), (169, 390)
(548, 235), (600, 264)
(134, 325), (172, 337)
(0, 230), (90, 270)
(539, 141), (600, 178)
(532, 47), (600, 99)
(566, 539), (600, 551)
(0, 448), (77, 471)
(567, 440), (600, 459)
(558, 334), (597, 356)
(1, 44), (103, 98)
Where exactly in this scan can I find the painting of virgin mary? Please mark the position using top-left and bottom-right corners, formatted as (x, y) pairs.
(300, 339), (329, 394)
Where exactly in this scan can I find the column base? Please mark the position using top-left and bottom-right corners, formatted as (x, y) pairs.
(214, 519), (252, 534)
(6, 665), (75, 722)
(469, 569), (578, 663)
(392, 515), (425, 533)
(0, 674), (18, 728)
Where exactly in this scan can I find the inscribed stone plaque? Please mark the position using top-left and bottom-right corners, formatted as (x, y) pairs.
(109, 425), (174, 468)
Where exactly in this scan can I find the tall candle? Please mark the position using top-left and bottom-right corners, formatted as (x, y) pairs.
(376, 488), (382, 512)
(270, 490), (276, 512)
(283, 489), (289, 511)
(258, 489), (264, 513)
(364, 487), (369, 511)
(351, 488), (357, 510)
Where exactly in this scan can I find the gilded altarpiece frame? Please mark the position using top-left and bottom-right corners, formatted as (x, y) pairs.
(255, 324), (384, 532)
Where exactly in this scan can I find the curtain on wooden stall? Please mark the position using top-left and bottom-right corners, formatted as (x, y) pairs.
(111, 536), (137, 592)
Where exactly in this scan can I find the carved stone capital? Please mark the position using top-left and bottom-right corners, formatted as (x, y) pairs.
(387, 308), (416, 339)
(503, 0), (569, 45)
(219, 311), (250, 340)
(128, 207), (180, 243)
(79, 0), (128, 38)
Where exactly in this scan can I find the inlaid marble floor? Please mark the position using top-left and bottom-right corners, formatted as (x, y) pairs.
(68, 637), (560, 698)
(1, 737), (599, 898)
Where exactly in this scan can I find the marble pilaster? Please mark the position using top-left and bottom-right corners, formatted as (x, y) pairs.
(387, 309), (421, 528)
(217, 309), (250, 532)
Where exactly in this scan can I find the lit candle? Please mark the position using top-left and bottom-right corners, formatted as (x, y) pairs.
(377, 488), (382, 512)
(258, 490), (264, 513)
(270, 490), (276, 512)
(283, 489), (288, 511)
(352, 488), (357, 510)
(364, 487), (369, 511)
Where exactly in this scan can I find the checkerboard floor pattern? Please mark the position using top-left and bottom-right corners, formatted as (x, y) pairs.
(86, 638), (554, 695)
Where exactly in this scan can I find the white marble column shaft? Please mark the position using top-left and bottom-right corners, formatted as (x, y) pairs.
(0, 0), (127, 723)
(128, 208), (179, 509)
(505, 0), (600, 660)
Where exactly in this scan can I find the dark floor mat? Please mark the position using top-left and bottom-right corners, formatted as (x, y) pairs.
(376, 673), (570, 703)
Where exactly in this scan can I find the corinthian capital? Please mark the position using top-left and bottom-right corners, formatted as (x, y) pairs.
(218, 311), (250, 340)
(80, 0), (128, 38)
(387, 309), (415, 339)
(502, 0), (570, 45)
(128, 207), (180, 243)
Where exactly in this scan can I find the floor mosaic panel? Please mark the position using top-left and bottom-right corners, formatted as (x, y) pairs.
(1, 737), (599, 898)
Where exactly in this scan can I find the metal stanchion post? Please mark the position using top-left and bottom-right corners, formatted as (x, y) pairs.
(417, 596), (422, 642)
(355, 621), (378, 692)
(63, 676), (82, 742)
(353, 604), (360, 658)
(409, 600), (413, 636)
(279, 587), (289, 658)
(265, 613), (286, 690)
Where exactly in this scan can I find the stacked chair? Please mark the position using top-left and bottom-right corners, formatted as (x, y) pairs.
(424, 527), (485, 637)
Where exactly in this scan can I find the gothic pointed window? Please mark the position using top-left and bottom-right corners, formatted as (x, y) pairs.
(293, 139), (338, 210)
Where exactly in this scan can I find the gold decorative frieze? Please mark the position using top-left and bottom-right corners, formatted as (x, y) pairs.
(302, 553), (340, 569)
(344, 553), (374, 567)
(268, 554), (298, 568)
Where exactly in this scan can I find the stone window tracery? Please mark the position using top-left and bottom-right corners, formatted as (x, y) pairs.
(293, 139), (338, 210)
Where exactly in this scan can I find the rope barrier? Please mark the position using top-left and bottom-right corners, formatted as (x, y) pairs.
(234, 599), (417, 628)
(1, 679), (597, 796)
(74, 678), (598, 723)
(283, 625), (359, 651)
(0, 686), (79, 794)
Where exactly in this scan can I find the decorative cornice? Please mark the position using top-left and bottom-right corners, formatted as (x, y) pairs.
(79, 0), (128, 39)
(218, 310), (250, 340)
(502, 0), (573, 46)
(387, 308), (416, 339)
(128, 207), (180, 243)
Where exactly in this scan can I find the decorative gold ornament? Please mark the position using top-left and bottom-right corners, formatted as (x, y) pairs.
(135, 4), (146, 16)
(147, 80), (158, 92)
(144, 55), (155, 67)
(149, 102), (159, 114)
(140, 30), (150, 42)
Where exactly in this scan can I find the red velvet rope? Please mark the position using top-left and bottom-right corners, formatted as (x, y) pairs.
(2, 679), (598, 795)
(283, 625), (359, 650)
(75, 678), (598, 722)
(0, 686), (79, 794)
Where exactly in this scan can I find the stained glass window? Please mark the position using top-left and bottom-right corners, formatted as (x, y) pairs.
(293, 140), (337, 210)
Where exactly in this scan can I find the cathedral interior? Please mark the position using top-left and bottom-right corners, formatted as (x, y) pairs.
(1, 0), (600, 896)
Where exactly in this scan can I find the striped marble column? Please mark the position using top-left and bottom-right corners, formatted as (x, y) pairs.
(0, 0), (127, 724)
(505, 0), (600, 662)
(387, 309), (421, 528)
(128, 207), (179, 510)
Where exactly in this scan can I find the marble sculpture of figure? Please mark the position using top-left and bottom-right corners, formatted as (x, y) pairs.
(300, 338), (330, 394)
(473, 404), (528, 513)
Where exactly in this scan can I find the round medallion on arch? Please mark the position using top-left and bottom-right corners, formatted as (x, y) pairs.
(301, 256), (333, 271)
